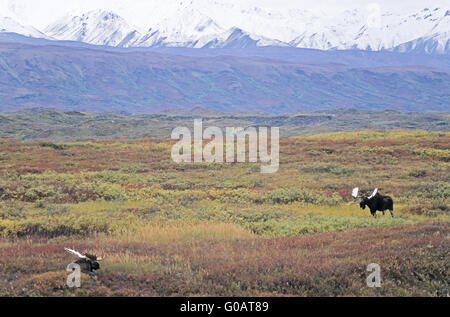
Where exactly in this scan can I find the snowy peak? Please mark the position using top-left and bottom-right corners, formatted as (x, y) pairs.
(394, 30), (450, 54)
(0, 16), (47, 39)
(148, 7), (225, 47)
(204, 27), (288, 48)
(44, 10), (141, 47)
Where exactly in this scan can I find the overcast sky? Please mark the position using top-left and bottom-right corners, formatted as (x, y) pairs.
(1, 0), (448, 29)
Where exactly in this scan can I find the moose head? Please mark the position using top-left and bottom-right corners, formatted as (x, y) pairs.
(352, 187), (378, 210)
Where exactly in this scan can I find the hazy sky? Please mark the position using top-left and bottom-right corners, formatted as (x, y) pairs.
(0, 0), (448, 29)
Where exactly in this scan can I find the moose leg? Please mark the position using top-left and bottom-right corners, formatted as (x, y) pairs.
(389, 210), (394, 217)
(382, 210), (386, 216)
(371, 209), (376, 217)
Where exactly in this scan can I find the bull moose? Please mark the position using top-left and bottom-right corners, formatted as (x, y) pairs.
(352, 188), (394, 217)
(64, 248), (103, 276)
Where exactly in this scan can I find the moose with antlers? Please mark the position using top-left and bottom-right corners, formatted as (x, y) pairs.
(352, 188), (394, 217)
(64, 248), (103, 276)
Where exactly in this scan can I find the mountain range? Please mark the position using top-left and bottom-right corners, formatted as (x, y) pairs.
(0, 4), (449, 54)
(0, 3), (449, 114)
(0, 34), (448, 113)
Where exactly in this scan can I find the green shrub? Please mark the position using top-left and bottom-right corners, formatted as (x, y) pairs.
(39, 142), (66, 150)
(409, 169), (427, 178)
(300, 164), (354, 176)
(265, 189), (317, 204)
(317, 193), (343, 206)
(265, 189), (300, 204)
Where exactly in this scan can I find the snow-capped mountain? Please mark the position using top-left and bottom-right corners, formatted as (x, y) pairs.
(202, 27), (288, 48)
(2, 4), (449, 54)
(147, 6), (224, 47)
(44, 10), (142, 47)
(290, 8), (450, 53)
(43, 8), (283, 49)
(0, 16), (47, 38)
(394, 31), (450, 54)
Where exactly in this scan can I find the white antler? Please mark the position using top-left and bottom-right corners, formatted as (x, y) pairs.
(64, 248), (86, 259)
(352, 187), (359, 198)
(368, 188), (378, 199)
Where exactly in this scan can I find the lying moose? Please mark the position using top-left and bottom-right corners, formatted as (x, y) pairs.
(64, 248), (103, 277)
(352, 188), (394, 217)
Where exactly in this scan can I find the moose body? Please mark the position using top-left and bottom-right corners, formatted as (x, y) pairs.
(75, 254), (101, 276)
(360, 193), (394, 217)
(65, 248), (102, 277)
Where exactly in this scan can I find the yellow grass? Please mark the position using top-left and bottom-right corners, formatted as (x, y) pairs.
(102, 221), (257, 244)
(302, 130), (450, 141)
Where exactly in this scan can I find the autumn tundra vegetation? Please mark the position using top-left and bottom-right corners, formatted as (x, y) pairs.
(0, 129), (448, 296)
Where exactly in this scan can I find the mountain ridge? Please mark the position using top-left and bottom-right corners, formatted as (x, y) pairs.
(0, 39), (448, 114)
(1, 6), (449, 54)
